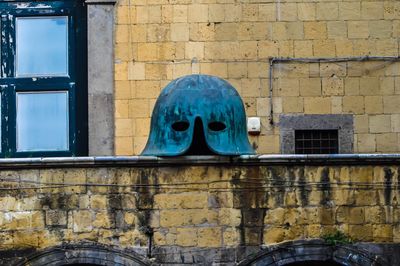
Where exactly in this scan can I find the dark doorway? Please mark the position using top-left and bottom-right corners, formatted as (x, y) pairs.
(285, 261), (343, 266)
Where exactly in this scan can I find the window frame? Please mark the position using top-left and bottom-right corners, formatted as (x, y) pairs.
(0, 0), (87, 157)
(279, 114), (354, 154)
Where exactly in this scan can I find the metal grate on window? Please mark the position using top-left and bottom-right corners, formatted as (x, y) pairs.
(295, 130), (339, 154)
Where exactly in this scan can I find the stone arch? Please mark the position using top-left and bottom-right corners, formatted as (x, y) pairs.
(14, 243), (151, 266)
(238, 240), (388, 266)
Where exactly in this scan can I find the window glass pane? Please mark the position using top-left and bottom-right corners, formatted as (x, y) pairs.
(17, 91), (69, 151)
(16, 17), (68, 76)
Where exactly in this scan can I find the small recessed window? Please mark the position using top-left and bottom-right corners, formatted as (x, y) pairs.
(295, 130), (338, 154)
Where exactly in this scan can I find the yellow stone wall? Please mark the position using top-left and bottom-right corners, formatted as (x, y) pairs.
(114, 0), (400, 155)
(0, 164), (399, 251)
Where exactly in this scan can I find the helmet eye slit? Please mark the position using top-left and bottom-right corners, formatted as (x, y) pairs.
(208, 121), (226, 131)
(172, 121), (190, 131)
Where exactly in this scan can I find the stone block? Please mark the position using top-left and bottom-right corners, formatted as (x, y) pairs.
(313, 40), (335, 57)
(380, 77), (395, 95)
(342, 96), (364, 114)
(131, 25), (147, 43)
(349, 224), (373, 242)
(115, 62), (128, 81)
(129, 99), (149, 118)
(361, 2), (383, 20)
(200, 63), (228, 78)
(91, 195), (108, 209)
(354, 115), (369, 133)
(279, 3), (297, 22)
(135, 118), (150, 137)
(373, 224), (393, 242)
(306, 224), (321, 238)
(137, 43), (159, 61)
(240, 41), (258, 59)
(223, 228), (239, 246)
(335, 40), (353, 57)
(365, 96), (383, 114)
(73, 210), (94, 233)
(218, 208), (241, 226)
(376, 39), (398, 57)
(147, 24), (170, 42)
(294, 40), (313, 58)
(170, 23), (189, 41)
(258, 41), (279, 59)
(248, 62), (268, 79)
(185, 42), (204, 59)
(148, 6), (162, 23)
(115, 80), (131, 100)
(115, 100), (129, 119)
(198, 227), (222, 247)
(327, 21), (347, 39)
(376, 133), (398, 152)
(304, 97), (331, 114)
(264, 208), (285, 225)
(282, 97), (304, 113)
(173, 5), (188, 22)
(278, 40), (294, 57)
(115, 24), (129, 43)
(176, 228), (198, 247)
(257, 134), (280, 154)
(357, 134), (376, 153)
(115, 119), (133, 137)
(304, 22), (327, 40)
(316, 2), (338, 20)
(263, 226), (285, 244)
(369, 20), (392, 38)
(331, 97), (342, 113)
(299, 78), (321, 96)
(115, 137), (133, 155)
(188, 4), (208, 22)
(391, 114), (400, 132)
(383, 95), (400, 114)
(162, 5), (173, 23)
(135, 80), (161, 98)
(241, 79), (261, 97)
(160, 209), (218, 227)
(93, 212), (112, 228)
(275, 78), (299, 97)
(348, 21), (369, 39)
(242, 4), (258, 22)
(322, 77), (344, 96)
(297, 3), (315, 21)
(344, 78), (360, 95)
(339, 2), (361, 20)
(369, 115), (391, 133)
(259, 4), (276, 21)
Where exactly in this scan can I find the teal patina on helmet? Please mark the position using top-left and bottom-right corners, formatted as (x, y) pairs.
(141, 75), (255, 156)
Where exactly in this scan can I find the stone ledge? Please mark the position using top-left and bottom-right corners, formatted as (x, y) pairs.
(0, 154), (398, 169)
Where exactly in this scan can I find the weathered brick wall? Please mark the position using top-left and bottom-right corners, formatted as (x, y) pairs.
(0, 162), (399, 264)
(114, 0), (400, 155)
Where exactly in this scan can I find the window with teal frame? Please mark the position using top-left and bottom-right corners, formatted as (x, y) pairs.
(0, 0), (87, 157)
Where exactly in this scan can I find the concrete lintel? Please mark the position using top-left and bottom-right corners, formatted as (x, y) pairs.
(85, 0), (116, 5)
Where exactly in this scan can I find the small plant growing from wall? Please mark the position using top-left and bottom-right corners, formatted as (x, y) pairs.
(322, 230), (352, 245)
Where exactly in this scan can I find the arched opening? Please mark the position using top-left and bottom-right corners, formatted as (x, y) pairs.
(66, 264), (101, 266)
(14, 243), (150, 266)
(285, 261), (343, 266)
(238, 240), (388, 266)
